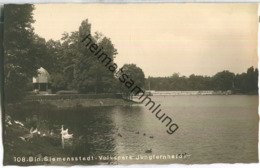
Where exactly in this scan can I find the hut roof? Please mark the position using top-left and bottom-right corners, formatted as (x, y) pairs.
(33, 67), (51, 83)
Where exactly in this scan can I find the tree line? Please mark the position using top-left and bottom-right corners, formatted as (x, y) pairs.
(3, 4), (145, 103)
(144, 67), (258, 94)
(3, 5), (258, 104)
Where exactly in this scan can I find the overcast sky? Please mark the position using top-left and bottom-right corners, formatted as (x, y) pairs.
(33, 3), (258, 77)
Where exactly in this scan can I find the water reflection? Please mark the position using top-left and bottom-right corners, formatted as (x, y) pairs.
(8, 106), (119, 164)
(5, 95), (259, 165)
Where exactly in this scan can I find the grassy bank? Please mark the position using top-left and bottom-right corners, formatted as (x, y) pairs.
(28, 98), (137, 108)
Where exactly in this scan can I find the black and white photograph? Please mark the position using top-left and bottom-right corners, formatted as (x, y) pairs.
(0, 2), (259, 166)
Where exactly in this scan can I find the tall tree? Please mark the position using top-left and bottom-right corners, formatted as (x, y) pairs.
(118, 64), (145, 98)
(206, 71), (234, 91)
(4, 4), (42, 103)
(57, 19), (118, 93)
(234, 67), (258, 93)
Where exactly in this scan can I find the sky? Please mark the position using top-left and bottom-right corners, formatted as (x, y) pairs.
(33, 3), (258, 77)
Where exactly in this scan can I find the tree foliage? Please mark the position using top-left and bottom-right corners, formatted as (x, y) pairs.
(145, 67), (258, 94)
(51, 19), (118, 94)
(117, 64), (145, 96)
(4, 5), (44, 103)
(3, 5), (257, 102)
(212, 71), (235, 91)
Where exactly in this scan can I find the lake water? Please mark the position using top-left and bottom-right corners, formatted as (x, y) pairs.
(11, 95), (259, 164)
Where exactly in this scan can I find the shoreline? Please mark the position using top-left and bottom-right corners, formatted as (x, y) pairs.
(36, 98), (137, 108)
(3, 97), (137, 166)
(5, 98), (137, 109)
(5, 93), (258, 110)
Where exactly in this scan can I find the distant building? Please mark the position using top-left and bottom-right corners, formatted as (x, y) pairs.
(33, 67), (52, 94)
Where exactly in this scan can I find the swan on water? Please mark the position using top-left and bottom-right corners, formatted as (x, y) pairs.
(19, 135), (32, 142)
(31, 128), (38, 134)
(14, 120), (24, 127)
(18, 128), (34, 141)
(61, 125), (68, 135)
(63, 133), (73, 139)
(60, 125), (73, 139)
(7, 121), (12, 126)
(50, 129), (54, 136)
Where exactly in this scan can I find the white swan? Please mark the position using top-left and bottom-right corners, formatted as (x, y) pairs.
(29, 127), (34, 134)
(63, 133), (73, 139)
(19, 128), (34, 141)
(31, 128), (38, 134)
(14, 120), (24, 127)
(60, 125), (73, 148)
(50, 129), (54, 136)
(61, 125), (68, 135)
(60, 125), (73, 139)
(7, 121), (12, 126)
(19, 135), (32, 142)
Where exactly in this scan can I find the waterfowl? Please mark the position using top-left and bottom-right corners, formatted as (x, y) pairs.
(118, 133), (122, 137)
(31, 128), (38, 134)
(61, 125), (68, 135)
(19, 135), (32, 142)
(63, 133), (73, 139)
(50, 130), (54, 136)
(18, 128), (34, 141)
(149, 136), (154, 139)
(145, 149), (152, 153)
(135, 131), (139, 134)
(7, 121), (12, 126)
(14, 120), (24, 127)
(143, 133), (146, 136)
(60, 125), (73, 139)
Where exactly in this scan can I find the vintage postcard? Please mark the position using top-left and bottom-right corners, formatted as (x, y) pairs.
(1, 3), (259, 166)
